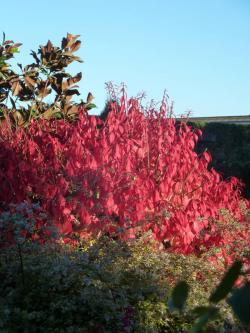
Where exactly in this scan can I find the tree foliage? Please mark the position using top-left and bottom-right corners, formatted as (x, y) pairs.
(0, 33), (95, 126)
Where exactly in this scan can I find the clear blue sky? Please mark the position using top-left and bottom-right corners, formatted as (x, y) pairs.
(2, 0), (250, 116)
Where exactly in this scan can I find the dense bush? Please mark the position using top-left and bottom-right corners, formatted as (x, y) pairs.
(0, 235), (174, 333)
(0, 91), (249, 264)
(1, 233), (249, 333)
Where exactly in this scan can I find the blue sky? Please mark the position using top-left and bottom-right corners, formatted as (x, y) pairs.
(1, 0), (250, 116)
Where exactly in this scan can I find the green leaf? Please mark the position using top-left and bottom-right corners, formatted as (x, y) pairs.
(209, 260), (242, 303)
(85, 103), (97, 111)
(10, 47), (19, 54)
(189, 307), (219, 333)
(228, 281), (250, 324)
(170, 281), (189, 310)
(192, 306), (213, 317)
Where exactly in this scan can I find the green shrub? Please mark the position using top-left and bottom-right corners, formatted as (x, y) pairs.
(0, 238), (168, 333)
(1, 236), (248, 333)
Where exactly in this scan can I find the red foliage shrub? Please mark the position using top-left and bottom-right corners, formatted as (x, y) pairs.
(0, 89), (249, 261)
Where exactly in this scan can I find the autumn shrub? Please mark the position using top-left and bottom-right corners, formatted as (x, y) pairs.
(0, 91), (249, 264)
(0, 34), (249, 265)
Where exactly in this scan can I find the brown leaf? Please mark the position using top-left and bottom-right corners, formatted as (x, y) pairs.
(46, 40), (53, 52)
(64, 104), (79, 116)
(25, 76), (36, 88)
(11, 79), (22, 96)
(12, 43), (22, 48)
(64, 89), (80, 101)
(53, 73), (70, 79)
(87, 92), (94, 104)
(3, 40), (14, 45)
(71, 55), (83, 63)
(70, 41), (81, 52)
(62, 72), (82, 91)
(37, 83), (52, 98)
(50, 76), (62, 94)
(42, 107), (60, 119)
(40, 46), (46, 57)
(63, 51), (74, 57)
(12, 110), (25, 126)
(61, 33), (80, 49)
(1, 65), (9, 72)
